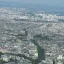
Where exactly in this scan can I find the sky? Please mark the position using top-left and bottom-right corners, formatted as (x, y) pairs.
(0, 0), (64, 7)
(0, 0), (64, 12)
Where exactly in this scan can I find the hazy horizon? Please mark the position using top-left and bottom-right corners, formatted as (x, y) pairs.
(0, 0), (64, 12)
(0, 0), (64, 7)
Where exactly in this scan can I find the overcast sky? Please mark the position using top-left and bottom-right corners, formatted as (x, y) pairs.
(0, 0), (64, 6)
(0, 0), (64, 7)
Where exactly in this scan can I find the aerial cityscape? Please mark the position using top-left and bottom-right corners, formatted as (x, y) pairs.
(0, 7), (64, 64)
(0, 0), (64, 64)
